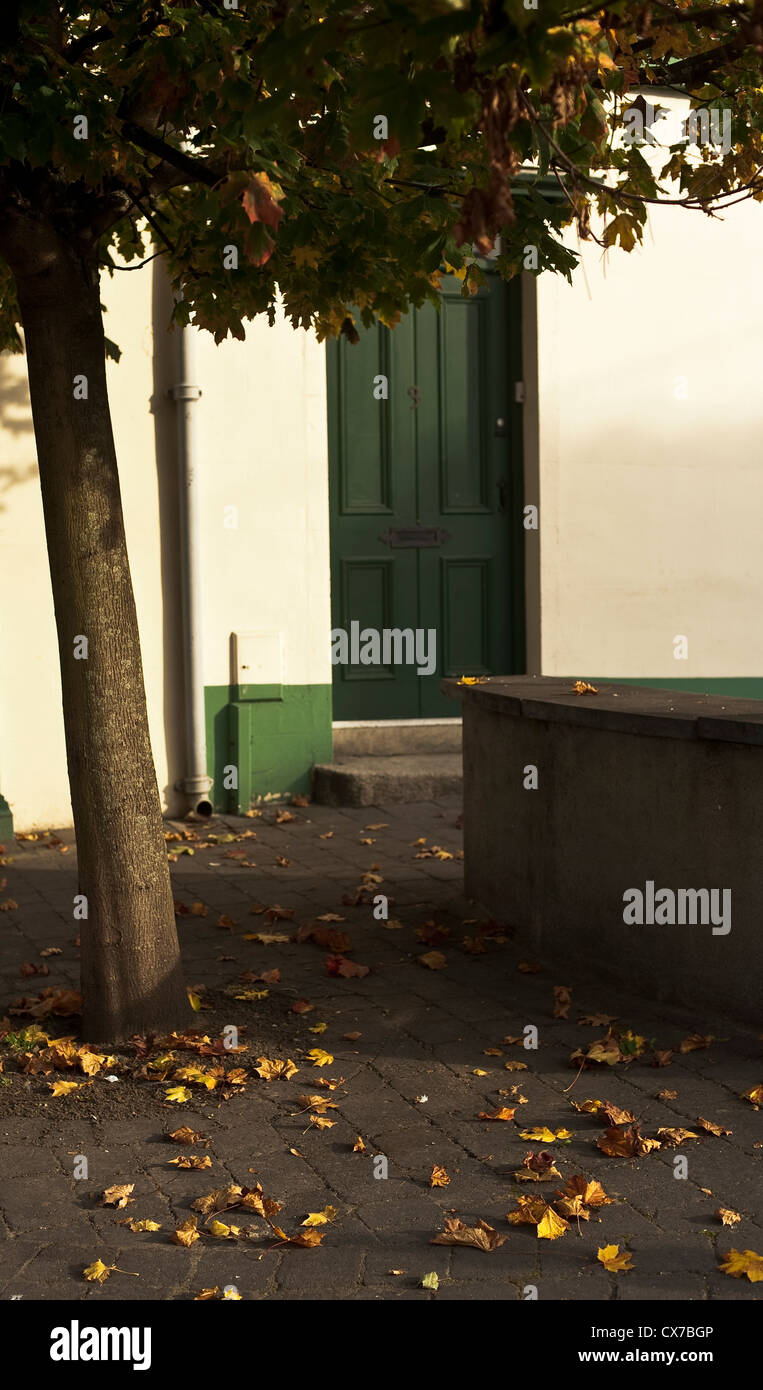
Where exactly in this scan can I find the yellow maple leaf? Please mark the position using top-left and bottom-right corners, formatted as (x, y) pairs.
(254, 1057), (298, 1081)
(430, 1164), (451, 1188)
(172, 1217), (200, 1247)
(49, 1079), (83, 1097)
(597, 1243), (633, 1272)
(164, 1085), (192, 1103)
(718, 1248), (763, 1282)
(302, 1206), (338, 1226)
(537, 1206), (569, 1240)
(309, 1022), (328, 1034)
(504, 1061), (528, 1072)
(716, 1208), (741, 1227)
(307, 1048), (333, 1067)
(83, 1259), (111, 1284)
(121, 1218), (162, 1232)
(208, 1219), (240, 1239)
(742, 1084), (763, 1107)
(293, 245), (322, 269)
(519, 1127), (571, 1143)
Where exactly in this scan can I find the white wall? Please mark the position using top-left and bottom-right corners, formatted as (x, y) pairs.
(534, 96), (763, 677)
(0, 260), (330, 829)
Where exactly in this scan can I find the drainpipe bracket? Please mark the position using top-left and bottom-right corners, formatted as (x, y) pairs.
(169, 384), (203, 401)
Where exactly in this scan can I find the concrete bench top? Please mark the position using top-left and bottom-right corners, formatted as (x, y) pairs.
(442, 675), (763, 746)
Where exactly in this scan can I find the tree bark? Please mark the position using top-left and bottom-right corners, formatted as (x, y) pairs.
(4, 218), (191, 1042)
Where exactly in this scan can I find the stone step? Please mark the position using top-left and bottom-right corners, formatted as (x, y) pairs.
(312, 752), (462, 807)
(332, 718), (461, 757)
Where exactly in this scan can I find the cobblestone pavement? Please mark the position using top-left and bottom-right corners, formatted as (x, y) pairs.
(0, 799), (760, 1302)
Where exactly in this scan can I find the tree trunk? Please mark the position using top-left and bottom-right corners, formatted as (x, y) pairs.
(6, 221), (191, 1042)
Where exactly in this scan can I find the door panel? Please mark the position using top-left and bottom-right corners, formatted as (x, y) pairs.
(328, 270), (523, 720)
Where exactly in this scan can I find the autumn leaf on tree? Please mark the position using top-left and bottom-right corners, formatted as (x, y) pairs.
(717, 1248), (763, 1283)
(431, 1217), (507, 1251)
(597, 1244), (633, 1272)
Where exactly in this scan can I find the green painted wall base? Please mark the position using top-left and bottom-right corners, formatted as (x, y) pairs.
(205, 684), (332, 813)
(0, 794), (13, 842)
(595, 677), (763, 702)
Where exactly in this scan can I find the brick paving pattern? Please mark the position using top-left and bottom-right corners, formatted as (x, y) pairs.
(0, 799), (760, 1301)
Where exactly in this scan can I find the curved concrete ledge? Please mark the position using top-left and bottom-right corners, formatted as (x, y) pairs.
(443, 676), (763, 1022)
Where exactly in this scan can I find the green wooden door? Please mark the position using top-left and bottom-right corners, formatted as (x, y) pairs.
(327, 270), (524, 720)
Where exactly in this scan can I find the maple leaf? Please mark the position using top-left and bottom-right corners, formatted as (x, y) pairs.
(172, 1217), (200, 1247)
(655, 1126), (698, 1147)
(168, 1154), (212, 1170)
(167, 1126), (209, 1146)
(431, 1217), (507, 1251)
(195, 1287), (219, 1300)
(742, 1084), (763, 1107)
(268, 1224), (324, 1248)
(430, 1164), (451, 1188)
(652, 1049), (674, 1067)
(572, 680), (598, 694)
(507, 1196), (547, 1226)
(254, 1056), (298, 1081)
(418, 950), (447, 970)
(718, 1248), (763, 1282)
(119, 1218), (162, 1232)
(514, 1151), (560, 1182)
(519, 1127), (572, 1143)
(560, 1175), (613, 1208)
(537, 1205), (570, 1240)
(478, 1106), (516, 1122)
(597, 1244), (633, 1272)
(207, 1219), (241, 1240)
(597, 1124), (661, 1157)
(504, 1060), (528, 1073)
(554, 1194), (591, 1222)
(302, 1206), (338, 1226)
(291, 999), (315, 1014)
(99, 1184), (135, 1209)
(325, 955), (370, 978)
(578, 1013), (618, 1027)
(353, 1135), (367, 1153)
(716, 1207), (741, 1227)
(679, 1033), (713, 1053)
(49, 1079), (86, 1096)
(164, 1085), (192, 1103)
(306, 1048), (333, 1067)
(657, 1088), (678, 1101)
(192, 1185), (243, 1215)
(553, 985), (572, 1019)
(83, 1260), (113, 1283)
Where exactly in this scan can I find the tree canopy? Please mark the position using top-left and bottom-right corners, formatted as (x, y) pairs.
(1, 0), (762, 349)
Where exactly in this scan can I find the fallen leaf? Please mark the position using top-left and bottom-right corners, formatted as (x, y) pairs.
(291, 1000), (315, 1014)
(167, 1126), (209, 1146)
(597, 1243), (633, 1272)
(168, 1154), (212, 1170)
(742, 1084), (763, 1108)
(716, 1207), (741, 1227)
(597, 1124), (661, 1157)
(553, 985), (572, 1020)
(537, 1205), (569, 1240)
(306, 1048), (333, 1067)
(679, 1033), (713, 1053)
(353, 1136), (367, 1153)
(697, 1116), (733, 1137)
(657, 1089), (677, 1101)
(655, 1127), (699, 1147)
(119, 1218), (162, 1232)
(418, 951), (447, 970)
(519, 1127), (572, 1143)
(478, 1106), (516, 1122)
(560, 1175), (613, 1208)
(421, 1271), (439, 1289)
(302, 1206), (338, 1227)
(164, 1085), (192, 1103)
(99, 1184), (135, 1209)
(254, 1057), (298, 1081)
(171, 1217), (200, 1248)
(503, 1061), (528, 1073)
(430, 1164), (450, 1188)
(718, 1248), (763, 1282)
(431, 1217), (507, 1251)
(268, 1224), (324, 1248)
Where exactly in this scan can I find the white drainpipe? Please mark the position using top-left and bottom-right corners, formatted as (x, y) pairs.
(170, 319), (214, 816)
